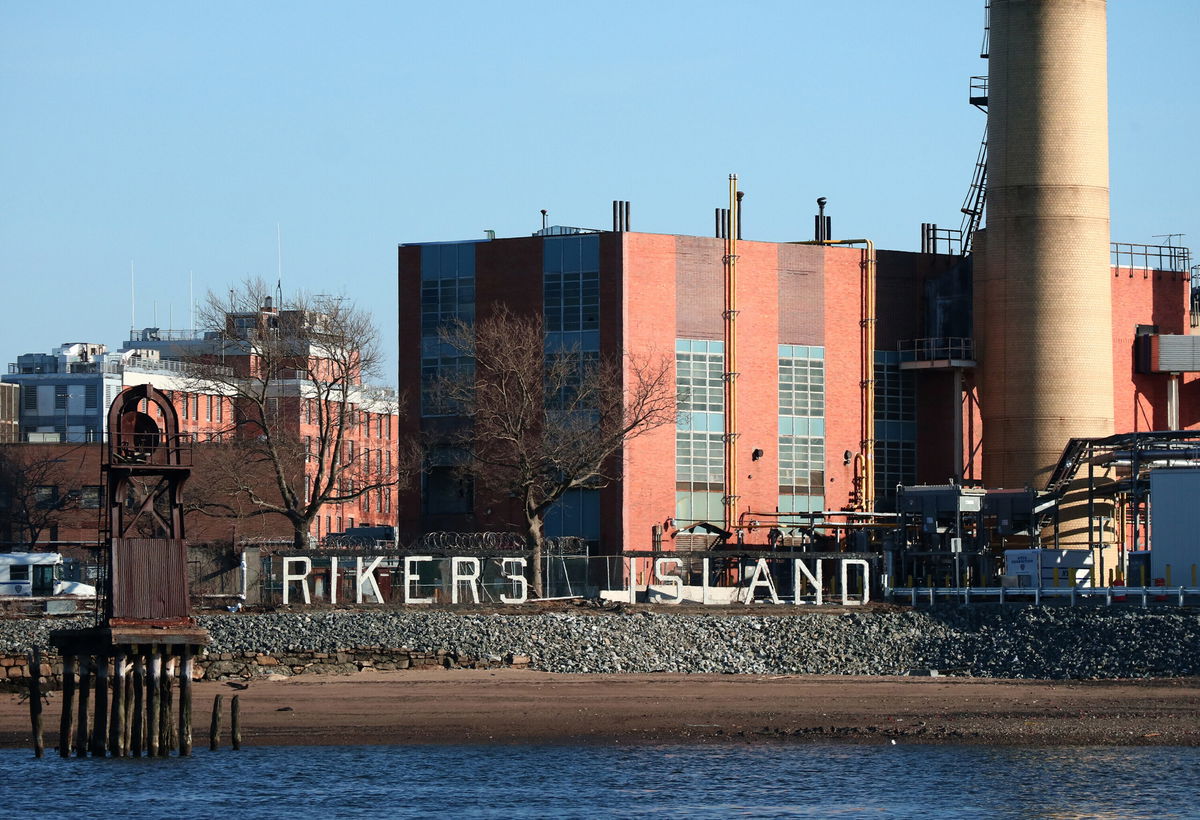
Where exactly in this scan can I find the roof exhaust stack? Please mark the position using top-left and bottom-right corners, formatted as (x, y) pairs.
(814, 197), (830, 242)
(612, 200), (631, 232)
(714, 207), (729, 239)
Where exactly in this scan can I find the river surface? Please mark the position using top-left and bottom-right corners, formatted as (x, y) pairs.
(5, 743), (1197, 818)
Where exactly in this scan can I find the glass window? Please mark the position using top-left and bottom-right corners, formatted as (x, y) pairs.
(676, 431), (724, 489)
(779, 346), (826, 510)
(80, 486), (104, 509)
(779, 436), (825, 495)
(779, 356), (824, 417)
(676, 344), (725, 414)
(874, 352), (916, 510)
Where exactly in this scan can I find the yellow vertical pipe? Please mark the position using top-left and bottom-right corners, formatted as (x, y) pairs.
(862, 243), (876, 511)
(724, 174), (740, 533)
(790, 238), (875, 510)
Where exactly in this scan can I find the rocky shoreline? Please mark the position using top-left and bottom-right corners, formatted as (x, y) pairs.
(2, 604), (1198, 680)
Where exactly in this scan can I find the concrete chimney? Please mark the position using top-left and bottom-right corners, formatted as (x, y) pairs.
(976, 0), (1114, 491)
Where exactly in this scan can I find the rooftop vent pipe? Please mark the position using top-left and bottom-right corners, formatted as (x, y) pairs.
(612, 200), (631, 232)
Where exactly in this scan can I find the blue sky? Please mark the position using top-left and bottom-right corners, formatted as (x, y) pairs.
(2, 1), (1196, 387)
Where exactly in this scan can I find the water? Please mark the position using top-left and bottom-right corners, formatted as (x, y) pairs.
(4, 743), (1197, 818)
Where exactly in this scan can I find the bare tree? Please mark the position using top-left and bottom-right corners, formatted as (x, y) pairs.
(182, 279), (410, 548)
(436, 306), (674, 596)
(0, 445), (79, 546)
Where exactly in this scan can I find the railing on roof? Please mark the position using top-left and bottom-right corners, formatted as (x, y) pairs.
(127, 328), (208, 343)
(532, 225), (602, 237)
(1111, 242), (1192, 274)
(8, 358), (230, 377)
(898, 337), (975, 363)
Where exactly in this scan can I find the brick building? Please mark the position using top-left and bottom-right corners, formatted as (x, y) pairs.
(1, 302), (400, 548)
(397, 218), (1196, 556)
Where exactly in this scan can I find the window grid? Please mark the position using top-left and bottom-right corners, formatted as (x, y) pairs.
(779, 357), (825, 417)
(675, 431), (724, 489)
(676, 352), (725, 413)
(544, 270), (599, 333)
(874, 352), (915, 422)
(778, 435), (825, 495)
(420, 278), (475, 335)
(779, 348), (826, 508)
(421, 357), (474, 417)
(874, 353), (916, 509)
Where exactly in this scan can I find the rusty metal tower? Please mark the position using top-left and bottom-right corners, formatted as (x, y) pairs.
(50, 384), (209, 758)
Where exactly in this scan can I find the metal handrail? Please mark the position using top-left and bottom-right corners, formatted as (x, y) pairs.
(1111, 242), (1192, 273)
(897, 337), (975, 362)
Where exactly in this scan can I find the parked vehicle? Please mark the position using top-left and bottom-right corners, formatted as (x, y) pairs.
(0, 552), (97, 597)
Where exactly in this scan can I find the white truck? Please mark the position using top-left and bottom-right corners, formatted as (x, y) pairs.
(0, 552), (96, 597)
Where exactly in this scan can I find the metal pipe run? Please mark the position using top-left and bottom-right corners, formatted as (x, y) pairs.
(794, 238), (877, 509)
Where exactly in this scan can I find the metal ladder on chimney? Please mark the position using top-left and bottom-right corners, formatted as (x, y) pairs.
(959, 2), (990, 255)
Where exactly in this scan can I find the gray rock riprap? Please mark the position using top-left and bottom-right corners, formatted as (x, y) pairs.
(4, 607), (1198, 678)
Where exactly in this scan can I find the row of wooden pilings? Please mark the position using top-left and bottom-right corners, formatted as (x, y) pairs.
(26, 643), (239, 758)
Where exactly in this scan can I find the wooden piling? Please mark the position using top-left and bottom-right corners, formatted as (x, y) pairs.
(179, 646), (193, 756)
(59, 653), (76, 758)
(230, 695), (241, 751)
(210, 693), (223, 751)
(159, 647), (173, 756)
(75, 656), (92, 757)
(123, 655), (134, 756)
(146, 651), (160, 757)
(131, 652), (145, 757)
(92, 655), (109, 756)
(110, 649), (126, 757)
(27, 647), (44, 758)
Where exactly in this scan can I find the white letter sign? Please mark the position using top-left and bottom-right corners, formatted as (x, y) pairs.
(654, 557), (684, 604)
(499, 558), (528, 604)
(356, 556), (384, 604)
(404, 556), (434, 604)
(452, 557), (482, 604)
(282, 556), (312, 606)
(743, 558), (780, 604)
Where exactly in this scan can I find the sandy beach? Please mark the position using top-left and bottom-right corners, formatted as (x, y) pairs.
(4, 670), (1200, 748)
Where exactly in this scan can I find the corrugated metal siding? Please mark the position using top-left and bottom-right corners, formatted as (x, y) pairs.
(1155, 336), (1200, 372)
(1149, 470), (1200, 581)
(110, 538), (189, 620)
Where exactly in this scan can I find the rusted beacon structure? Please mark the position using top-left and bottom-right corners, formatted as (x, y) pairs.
(50, 384), (210, 757)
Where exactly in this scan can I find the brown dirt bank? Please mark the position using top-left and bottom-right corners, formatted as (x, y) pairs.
(3, 671), (1200, 749)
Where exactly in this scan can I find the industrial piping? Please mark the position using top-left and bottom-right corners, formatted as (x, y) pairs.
(796, 238), (877, 510)
(723, 175), (741, 533)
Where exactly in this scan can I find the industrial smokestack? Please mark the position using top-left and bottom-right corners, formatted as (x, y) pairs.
(977, 0), (1114, 492)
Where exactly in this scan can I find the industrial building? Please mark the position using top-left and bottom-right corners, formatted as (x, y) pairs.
(397, 0), (1199, 582)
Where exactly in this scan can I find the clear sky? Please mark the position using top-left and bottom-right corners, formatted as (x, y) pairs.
(2, 1), (1196, 387)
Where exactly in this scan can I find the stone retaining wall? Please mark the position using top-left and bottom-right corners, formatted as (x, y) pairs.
(0, 645), (530, 689)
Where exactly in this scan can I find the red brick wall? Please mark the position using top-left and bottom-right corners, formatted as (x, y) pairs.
(1110, 268), (1195, 432)
(620, 233), (679, 551)
(821, 246), (865, 511)
(730, 240), (783, 534)
(777, 244), (825, 344)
